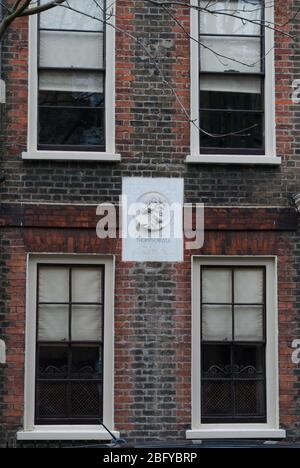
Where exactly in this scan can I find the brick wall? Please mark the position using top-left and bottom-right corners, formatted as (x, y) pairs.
(0, 206), (299, 445)
(1, 0), (300, 446)
(0, 0), (298, 206)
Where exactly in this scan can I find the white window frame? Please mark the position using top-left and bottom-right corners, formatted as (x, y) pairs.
(17, 254), (119, 441)
(23, 6), (120, 162)
(187, 0), (281, 165)
(187, 256), (286, 440)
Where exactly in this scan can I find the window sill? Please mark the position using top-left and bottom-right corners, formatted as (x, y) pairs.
(22, 151), (121, 162)
(17, 426), (120, 441)
(186, 428), (286, 440)
(186, 155), (282, 165)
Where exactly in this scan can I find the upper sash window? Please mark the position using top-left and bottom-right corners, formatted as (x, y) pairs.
(190, 0), (276, 160)
(37, 0), (105, 151)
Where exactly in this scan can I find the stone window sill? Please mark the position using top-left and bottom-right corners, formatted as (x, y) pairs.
(22, 151), (121, 162)
(17, 426), (120, 441)
(186, 155), (282, 165)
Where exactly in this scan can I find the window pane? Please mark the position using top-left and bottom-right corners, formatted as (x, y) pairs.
(234, 268), (264, 303)
(200, 36), (261, 73)
(202, 305), (232, 341)
(202, 344), (231, 378)
(200, 75), (262, 109)
(233, 345), (265, 378)
(39, 71), (104, 94)
(38, 107), (105, 147)
(71, 268), (103, 303)
(234, 380), (266, 415)
(234, 306), (264, 341)
(37, 382), (68, 418)
(200, 0), (262, 36)
(38, 305), (69, 342)
(40, 0), (104, 31)
(202, 268), (232, 303)
(71, 306), (102, 341)
(39, 91), (104, 109)
(71, 382), (102, 417)
(40, 31), (104, 69)
(38, 346), (68, 379)
(202, 381), (233, 416)
(71, 346), (102, 379)
(39, 267), (69, 303)
(200, 109), (263, 150)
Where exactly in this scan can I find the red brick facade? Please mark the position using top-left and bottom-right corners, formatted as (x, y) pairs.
(0, 205), (298, 442)
(1, 0), (300, 446)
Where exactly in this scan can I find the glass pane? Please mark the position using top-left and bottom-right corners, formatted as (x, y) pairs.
(39, 266), (69, 303)
(234, 268), (264, 303)
(202, 268), (232, 303)
(234, 380), (266, 416)
(71, 306), (102, 341)
(202, 381), (233, 416)
(40, 0), (104, 31)
(39, 71), (104, 94)
(200, 36), (261, 73)
(233, 345), (265, 378)
(72, 268), (103, 303)
(37, 382), (67, 418)
(38, 346), (68, 379)
(38, 305), (69, 342)
(71, 382), (102, 417)
(202, 344), (231, 378)
(40, 31), (104, 69)
(39, 90), (104, 108)
(234, 306), (264, 341)
(200, 0), (262, 36)
(38, 107), (105, 147)
(71, 346), (102, 379)
(200, 109), (263, 150)
(202, 305), (232, 341)
(200, 75), (262, 110)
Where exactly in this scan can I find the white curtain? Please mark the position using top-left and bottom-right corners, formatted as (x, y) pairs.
(39, 70), (103, 93)
(72, 306), (102, 341)
(39, 267), (69, 302)
(200, 0), (262, 73)
(202, 305), (232, 341)
(200, 37), (261, 73)
(202, 267), (264, 342)
(38, 305), (69, 341)
(234, 306), (263, 340)
(39, 0), (104, 93)
(38, 266), (103, 342)
(40, 31), (104, 69)
(234, 268), (264, 303)
(202, 268), (232, 303)
(40, 0), (104, 31)
(71, 267), (103, 303)
(200, 75), (261, 94)
(200, 0), (262, 36)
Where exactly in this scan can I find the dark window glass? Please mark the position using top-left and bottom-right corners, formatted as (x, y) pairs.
(71, 346), (102, 380)
(38, 91), (104, 108)
(200, 109), (263, 150)
(38, 107), (105, 147)
(201, 266), (267, 424)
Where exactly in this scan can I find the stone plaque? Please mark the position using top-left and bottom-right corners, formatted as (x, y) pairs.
(122, 178), (184, 262)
